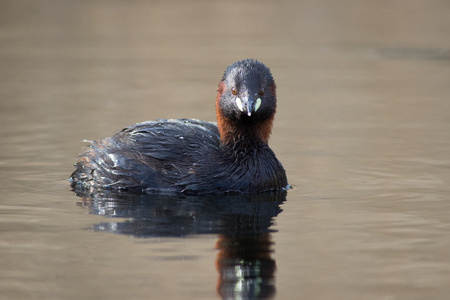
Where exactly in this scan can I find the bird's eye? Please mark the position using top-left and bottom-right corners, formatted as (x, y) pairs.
(231, 88), (237, 96)
(258, 90), (265, 96)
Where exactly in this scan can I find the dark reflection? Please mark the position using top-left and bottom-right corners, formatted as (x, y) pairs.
(73, 189), (286, 299)
(215, 233), (276, 299)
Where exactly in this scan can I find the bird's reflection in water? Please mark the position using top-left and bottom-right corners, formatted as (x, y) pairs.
(74, 189), (287, 299)
(215, 233), (276, 299)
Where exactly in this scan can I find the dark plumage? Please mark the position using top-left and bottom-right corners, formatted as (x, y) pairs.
(70, 59), (288, 195)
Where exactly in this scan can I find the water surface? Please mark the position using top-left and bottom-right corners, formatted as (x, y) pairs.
(1, 1), (450, 299)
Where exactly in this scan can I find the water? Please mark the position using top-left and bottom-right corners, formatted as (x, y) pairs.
(1, 1), (450, 299)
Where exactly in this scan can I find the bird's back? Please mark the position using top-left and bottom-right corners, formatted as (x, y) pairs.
(70, 119), (221, 193)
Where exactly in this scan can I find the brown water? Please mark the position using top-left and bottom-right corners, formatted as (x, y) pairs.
(1, 1), (450, 299)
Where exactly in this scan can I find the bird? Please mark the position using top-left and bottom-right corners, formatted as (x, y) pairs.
(70, 59), (288, 195)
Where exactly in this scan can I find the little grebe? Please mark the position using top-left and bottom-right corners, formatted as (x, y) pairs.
(70, 59), (288, 194)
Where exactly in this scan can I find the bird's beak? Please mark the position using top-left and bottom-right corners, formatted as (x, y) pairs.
(235, 96), (262, 117)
